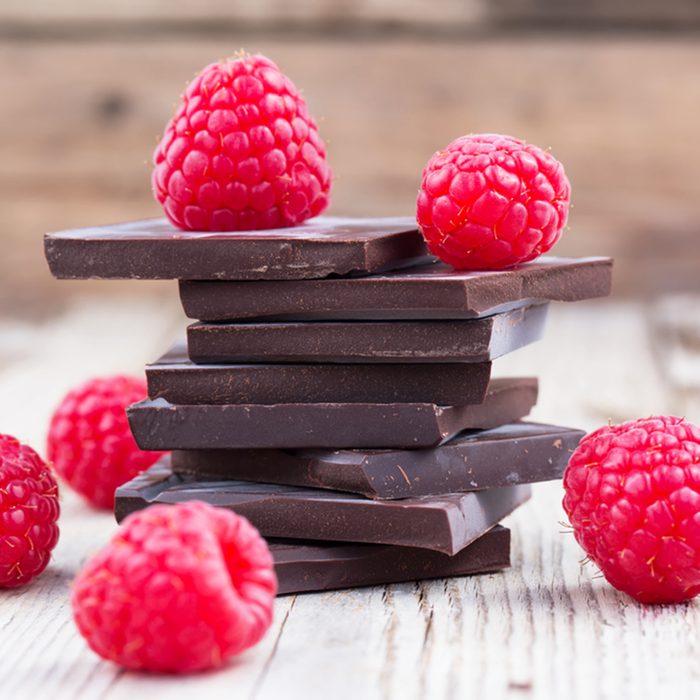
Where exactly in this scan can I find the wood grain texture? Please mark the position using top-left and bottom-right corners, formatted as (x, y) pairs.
(2, 1), (698, 29)
(0, 0), (484, 26)
(0, 300), (698, 699)
(492, 0), (700, 27)
(3, 36), (700, 314)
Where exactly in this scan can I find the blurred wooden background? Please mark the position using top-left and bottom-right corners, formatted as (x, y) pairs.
(2, 1), (700, 317)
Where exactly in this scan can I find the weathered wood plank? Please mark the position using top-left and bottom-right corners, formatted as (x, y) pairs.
(4, 38), (699, 201)
(1, 300), (696, 700)
(493, 0), (700, 27)
(496, 302), (672, 427)
(1, 0), (698, 29)
(0, 0), (483, 25)
(2, 37), (700, 311)
(0, 297), (183, 448)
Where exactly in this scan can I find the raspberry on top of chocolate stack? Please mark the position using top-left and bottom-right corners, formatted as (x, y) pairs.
(417, 133), (570, 271)
(152, 53), (331, 232)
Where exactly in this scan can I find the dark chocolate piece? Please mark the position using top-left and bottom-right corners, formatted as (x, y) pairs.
(128, 377), (538, 450)
(44, 217), (429, 281)
(179, 256), (612, 321)
(115, 458), (531, 555)
(269, 526), (510, 595)
(147, 343), (491, 405)
(186, 303), (548, 364)
(172, 421), (584, 499)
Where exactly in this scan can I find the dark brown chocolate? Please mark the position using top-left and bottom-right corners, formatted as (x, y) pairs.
(147, 343), (491, 405)
(128, 377), (538, 450)
(269, 526), (510, 595)
(186, 303), (548, 364)
(171, 421), (583, 499)
(44, 217), (429, 281)
(179, 256), (613, 321)
(115, 458), (531, 555)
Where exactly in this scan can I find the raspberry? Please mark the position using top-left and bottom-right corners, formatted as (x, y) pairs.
(47, 376), (164, 510)
(72, 501), (277, 673)
(0, 434), (59, 587)
(152, 53), (332, 231)
(416, 133), (570, 270)
(563, 416), (700, 604)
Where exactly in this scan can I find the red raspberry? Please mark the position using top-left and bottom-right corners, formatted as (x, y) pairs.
(152, 53), (331, 231)
(416, 133), (570, 270)
(563, 416), (700, 604)
(47, 376), (164, 510)
(0, 434), (59, 587)
(72, 501), (277, 673)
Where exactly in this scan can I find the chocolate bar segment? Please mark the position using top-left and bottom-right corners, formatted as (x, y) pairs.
(270, 526), (510, 595)
(44, 217), (429, 281)
(172, 421), (583, 499)
(179, 256), (612, 321)
(147, 343), (491, 405)
(115, 458), (531, 555)
(128, 377), (538, 450)
(186, 303), (548, 364)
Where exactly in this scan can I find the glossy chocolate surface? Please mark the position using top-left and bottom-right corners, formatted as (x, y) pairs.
(172, 421), (583, 499)
(186, 303), (548, 364)
(146, 342), (491, 405)
(128, 377), (538, 450)
(115, 458), (531, 555)
(269, 526), (510, 595)
(179, 256), (612, 321)
(45, 217), (429, 280)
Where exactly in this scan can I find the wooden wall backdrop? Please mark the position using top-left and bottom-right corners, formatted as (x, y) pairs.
(2, 1), (700, 316)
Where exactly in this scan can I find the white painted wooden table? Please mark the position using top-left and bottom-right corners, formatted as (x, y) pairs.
(0, 297), (698, 700)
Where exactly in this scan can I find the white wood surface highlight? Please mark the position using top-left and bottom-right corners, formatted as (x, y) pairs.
(0, 300), (698, 700)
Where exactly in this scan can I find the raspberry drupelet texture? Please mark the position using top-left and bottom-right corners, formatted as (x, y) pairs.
(72, 501), (277, 673)
(47, 376), (164, 510)
(0, 434), (59, 588)
(416, 133), (570, 270)
(152, 53), (331, 231)
(563, 416), (700, 604)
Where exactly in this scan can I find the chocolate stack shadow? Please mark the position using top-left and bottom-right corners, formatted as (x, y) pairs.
(45, 216), (613, 595)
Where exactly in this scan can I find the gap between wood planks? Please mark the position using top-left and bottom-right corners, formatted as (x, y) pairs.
(249, 597), (297, 700)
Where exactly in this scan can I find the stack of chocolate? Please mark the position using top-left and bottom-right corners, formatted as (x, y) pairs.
(45, 217), (612, 594)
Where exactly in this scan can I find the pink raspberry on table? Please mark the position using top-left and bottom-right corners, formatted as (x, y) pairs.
(152, 53), (332, 231)
(563, 416), (700, 604)
(72, 501), (277, 673)
(47, 376), (164, 510)
(0, 434), (60, 588)
(416, 133), (571, 270)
